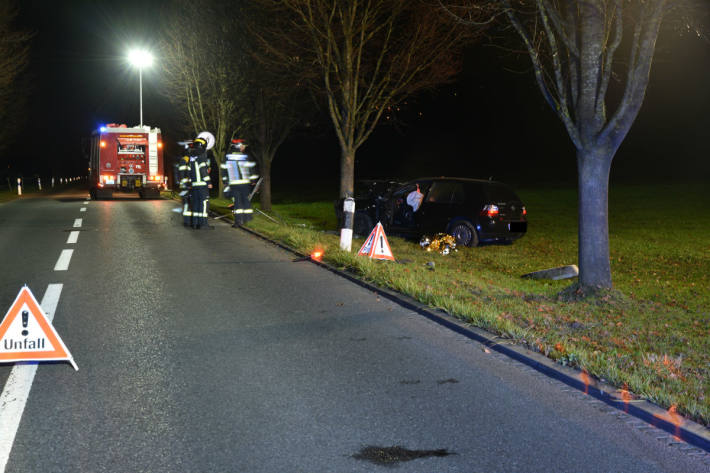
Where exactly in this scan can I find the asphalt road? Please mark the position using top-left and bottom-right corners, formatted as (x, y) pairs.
(0, 189), (707, 472)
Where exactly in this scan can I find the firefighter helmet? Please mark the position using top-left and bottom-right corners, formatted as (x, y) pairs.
(230, 138), (247, 152)
(195, 131), (215, 150)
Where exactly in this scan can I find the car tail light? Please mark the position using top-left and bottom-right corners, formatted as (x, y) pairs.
(482, 204), (499, 218)
(522, 206), (527, 216)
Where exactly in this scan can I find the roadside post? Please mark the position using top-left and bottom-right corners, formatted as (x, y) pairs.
(340, 197), (355, 251)
(16, 178), (21, 196)
(37, 177), (42, 191)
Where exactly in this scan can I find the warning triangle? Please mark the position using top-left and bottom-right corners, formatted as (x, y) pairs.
(357, 222), (395, 261)
(0, 286), (77, 370)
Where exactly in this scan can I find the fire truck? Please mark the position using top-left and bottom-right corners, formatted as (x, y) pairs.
(89, 123), (164, 199)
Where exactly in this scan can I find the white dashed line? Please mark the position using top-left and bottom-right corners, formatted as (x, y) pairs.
(83, 201), (89, 204)
(0, 284), (63, 472)
(66, 231), (79, 244)
(73, 218), (82, 228)
(80, 207), (86, 212)
(54, 249), (73, 271)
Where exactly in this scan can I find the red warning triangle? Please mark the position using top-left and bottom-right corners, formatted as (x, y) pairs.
(0, 286), (77, 370)
(357, 222), (395, 261)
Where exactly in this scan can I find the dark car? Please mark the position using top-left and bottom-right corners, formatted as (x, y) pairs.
(336, 177), (527, 247)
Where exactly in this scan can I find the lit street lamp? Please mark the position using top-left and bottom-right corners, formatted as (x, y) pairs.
(127, 49), (154, 127)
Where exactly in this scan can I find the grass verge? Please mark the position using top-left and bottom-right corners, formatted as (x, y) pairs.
(210, 183), (709, 427)
(0, 189), (25, 202)
(0, 184), (82, 203)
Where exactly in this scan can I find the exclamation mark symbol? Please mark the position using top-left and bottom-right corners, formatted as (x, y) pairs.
(21, 310), (29, 336)
(379, 236), (384, 253)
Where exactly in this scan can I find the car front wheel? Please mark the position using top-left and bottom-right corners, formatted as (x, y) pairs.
(449, 220), (479, 247)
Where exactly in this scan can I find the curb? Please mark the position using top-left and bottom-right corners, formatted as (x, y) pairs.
(218, 214), (710, 454)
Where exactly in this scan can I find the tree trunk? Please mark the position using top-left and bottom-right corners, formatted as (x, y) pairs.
(577, 147), (614, 290)
(259, 156), (273, 212)
(212, 154), (226, 199)
(339, 147), (355, 198)
(217, 161), (225, 198)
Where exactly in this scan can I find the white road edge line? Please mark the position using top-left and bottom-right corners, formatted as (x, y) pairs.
(0, 283), (63, 472)
(54, 249), (73, 271)
(73, 218), (82, 228)
(66, 231), (80, 244)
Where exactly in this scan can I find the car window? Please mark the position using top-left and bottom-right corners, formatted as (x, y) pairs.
(450, 183), (465, 204)
(426, 181), (464, 204)
(393, 184), (417, 198)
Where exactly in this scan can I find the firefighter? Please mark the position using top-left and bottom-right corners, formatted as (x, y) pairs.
(221, 139), (258, 227)
(176, 140), (193, 227)
(177, 153), (192, 227)
(187, 131), (214, 229)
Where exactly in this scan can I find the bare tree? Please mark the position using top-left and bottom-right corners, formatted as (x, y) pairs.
(256, 0), (492, 198)
(497, 0), (707, 292)
(159, 0), (243, 196)
(243, 86), (304, 211)
(237, 5), (314, 212)
(0, 0), (32, 156)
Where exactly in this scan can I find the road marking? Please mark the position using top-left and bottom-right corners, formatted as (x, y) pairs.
(54, 249), (73, 271)
(73, 218), (82, 228)
(80, 207), (86, 212)
(66, 231), (79, 244)
(83, 201), (89, 204)
(0, 284), (63, 472)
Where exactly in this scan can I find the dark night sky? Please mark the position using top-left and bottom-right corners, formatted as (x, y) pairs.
(14, 0), (169, 178)
(9, 1), (710, 191)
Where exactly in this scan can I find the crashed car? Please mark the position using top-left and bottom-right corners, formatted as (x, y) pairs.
(336, 177), (527, 247)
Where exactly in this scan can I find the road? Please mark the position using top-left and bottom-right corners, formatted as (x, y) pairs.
(0, 189), (707, 472)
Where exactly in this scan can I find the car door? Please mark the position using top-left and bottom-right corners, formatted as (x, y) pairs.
(387, 183), (419, 233)
(415, 180), (465, 235)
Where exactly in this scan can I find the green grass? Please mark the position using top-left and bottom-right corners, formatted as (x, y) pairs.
(211, 183), (710, 427)
(0, 191), (15, 203)
(0, 188), (28, 202)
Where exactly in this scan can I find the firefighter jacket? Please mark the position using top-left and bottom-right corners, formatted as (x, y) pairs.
(177, 156), (190, 190)
(221, 152), (258, 190)
(187, 152), (211, 187)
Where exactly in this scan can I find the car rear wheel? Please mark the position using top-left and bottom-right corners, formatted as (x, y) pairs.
(449, 221), (479, 247)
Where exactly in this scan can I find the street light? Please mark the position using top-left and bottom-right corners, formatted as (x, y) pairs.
(127, 49), (154, 127)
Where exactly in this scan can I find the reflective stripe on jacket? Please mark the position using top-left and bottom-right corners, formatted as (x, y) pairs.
(189, 158), (210, 186)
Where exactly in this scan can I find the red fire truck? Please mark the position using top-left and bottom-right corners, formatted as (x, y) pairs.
(89, 123), (164, 199)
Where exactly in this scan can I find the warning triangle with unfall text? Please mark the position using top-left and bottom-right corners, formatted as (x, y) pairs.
(357, 222), (395, 261)
(0, 286), (77, 370)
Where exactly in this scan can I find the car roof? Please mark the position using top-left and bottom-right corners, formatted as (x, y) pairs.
(405, 177), (507, 186)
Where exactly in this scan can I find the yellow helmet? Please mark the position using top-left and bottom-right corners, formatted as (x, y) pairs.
(195, 131), (215, 150)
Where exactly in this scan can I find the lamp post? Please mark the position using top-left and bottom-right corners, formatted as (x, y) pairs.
(127, 49), (154, 127)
